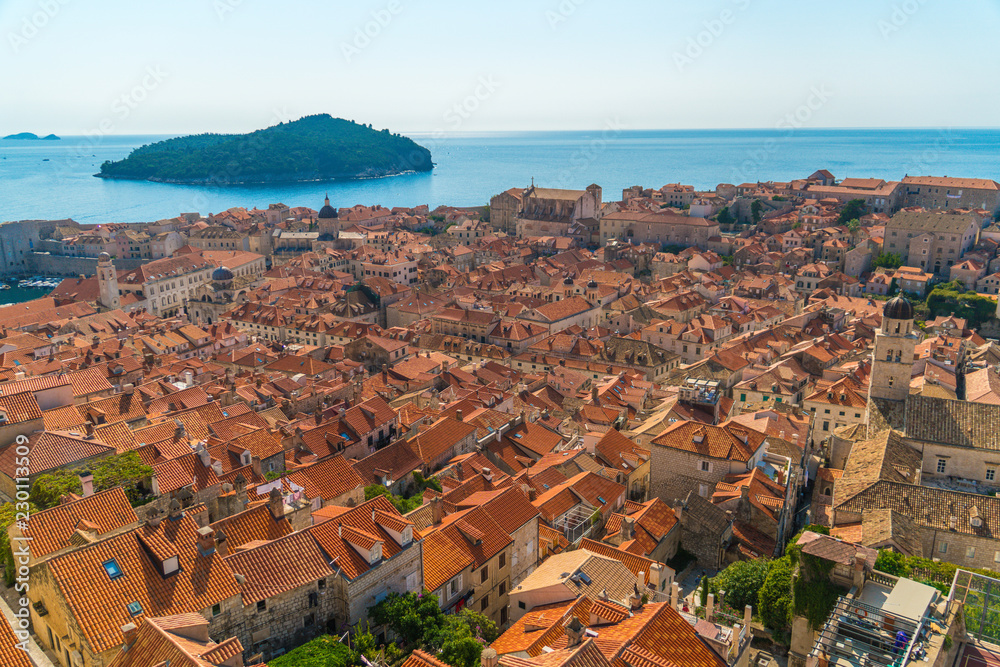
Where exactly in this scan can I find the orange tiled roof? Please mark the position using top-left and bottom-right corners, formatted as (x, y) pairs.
(22, 487), (138, 559)
(224, 530), (336, 605)
(47, 514), (241, 653)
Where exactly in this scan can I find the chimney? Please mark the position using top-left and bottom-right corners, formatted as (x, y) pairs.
(621, 516), (635, 541)
(482, 467), (493, 483)
(564, 616), (585, 647)
(707, 592), (715, 620)
(121, 623), (138, 648)
(456, 462), (464, 479)
(456, 409), (463, 421)
(197, 526), (217, 556)
(79, 472), (94, 498)
(629, 584), (643, 611)
(215, 530), (229, 557)
(430, 495), (443, 525)
(481, 648), (499, 667)
(268, 487), (284, 520)
(671, 581), (680, 608)
(744, 604), (752, 630)
(382, 363), (388, 384)
(168, 498), (183, 520)
(145, 506), (163, 529)
(853, 552), (867, 589)
(673, 500), (684, 523)
(251, 456), (262, 479)
(592, 385), (599, 405)
(528, 487), (537, 501)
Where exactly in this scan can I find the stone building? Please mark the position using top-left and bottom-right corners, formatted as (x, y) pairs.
(882, 210), (980, 275)
(901, 175), (1000, 213)
(490, 187), (523, 235)
(648, 421), (769, 504)
(600, 209), (720, 249)
(868, 295), (918, 403)
(515, 184), (602, 239)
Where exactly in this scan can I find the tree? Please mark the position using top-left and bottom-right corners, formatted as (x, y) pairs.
(716, 206), (735, 226)
(837, 199), (867, 225)
(268, 635), (355, 667)
(712, 559), (771, 611)
(758, 556), (794, 634)
(750, 200), (763, 224)
(29, 452), (154, 509)
(872, 252), (903, 270)
(0, 502), (36, 587)
(369, 593), (492, 667)
(874, 550), (909, 577)
(29, 471), (82, 510)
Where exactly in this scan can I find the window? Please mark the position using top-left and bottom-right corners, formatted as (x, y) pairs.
(309, 591), (319, 608)
(212, 604), (221, 617)
(304, 613), (316, 627)
(967, 546), (977, 559)
(318, 578), (326, 590)
(939, 542), (948, 554)
(699, 484), (708, 497)
(481, 595), (489, 612)
(498, 553), (506, 569)
(937, 459), (947, 474)
(481, 565), (489, 583)
(448, 575), (462, 599)
(127, 601), (143, 617)
(257, 600), (267, 613)
(823, 421), (830, 432)
(989, 468), (996, 482)
(406, 572), (419, 592)
(499, 581), (507, 596)
(699, 461), (710, 472)
(103, 559), (124, 580)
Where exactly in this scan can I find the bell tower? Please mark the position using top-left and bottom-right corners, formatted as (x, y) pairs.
(97, 252), (120, 311)
(870, 295), (917, 402)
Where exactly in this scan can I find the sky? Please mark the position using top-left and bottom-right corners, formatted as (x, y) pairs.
(2, 0), (999, 136)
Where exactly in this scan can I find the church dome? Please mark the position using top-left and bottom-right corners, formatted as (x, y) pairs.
(98, 252), (111, 263)
(212, 266), (234, 282)
(883, 294), (913, 321)
(318, 193), (337, 219)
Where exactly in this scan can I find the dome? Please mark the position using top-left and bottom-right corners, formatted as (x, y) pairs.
(212, 266), (234, 282)
(563, 276), (574, 286)
(318, 193), (337, 219)
(98, 252), (111, 263)
(587, 279), (598, 289)
(883, 295), (913, 321)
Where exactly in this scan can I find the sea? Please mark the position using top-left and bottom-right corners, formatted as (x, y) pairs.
(1, 127), (999, 224)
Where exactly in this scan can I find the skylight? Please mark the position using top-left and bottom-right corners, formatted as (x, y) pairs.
(127, 601), (143, 616)
(598, 496), (606, 504)
(103, 558), (124, 580)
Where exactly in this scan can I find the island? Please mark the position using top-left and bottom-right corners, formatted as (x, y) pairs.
(95, 114), (433, 184)
(3, 133), (60, 140)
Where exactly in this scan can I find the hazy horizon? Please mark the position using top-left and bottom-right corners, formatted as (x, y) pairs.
(3, 0), (999, 136)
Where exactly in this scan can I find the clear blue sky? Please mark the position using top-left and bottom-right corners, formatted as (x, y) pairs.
(2, 0), (998, 135)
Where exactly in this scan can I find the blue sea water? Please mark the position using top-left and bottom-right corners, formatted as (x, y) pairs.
(1, 128), (999, 223)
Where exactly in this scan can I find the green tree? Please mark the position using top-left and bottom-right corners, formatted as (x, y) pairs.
(716, 206), (735, 226)
(874, 550), (909, 577)
(0, 502), (36, 587)
(872, 252), (903, 270)
(29, 470), (82, 510)
(758, 556), (794, 634)
(712, 559), (770, 611)
(751, 200), (763, 224)
(268, 635), (355, 667)
(30, 452), (154, 510)
(837, 199), (867, 225)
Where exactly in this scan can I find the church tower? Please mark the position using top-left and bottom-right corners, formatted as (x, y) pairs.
(318, 193), (339, 240)
(97, 252), (120, 311)
(870, 295), (917, 402)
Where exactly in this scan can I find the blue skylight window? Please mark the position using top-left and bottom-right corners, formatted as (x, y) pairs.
(103, 559), (124, 580)
(127, 601), (143, 616)
(598, 496), (606, 504)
